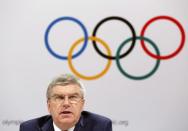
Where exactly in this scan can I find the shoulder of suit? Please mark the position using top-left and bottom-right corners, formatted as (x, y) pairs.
(81, 111), (112, 122)
(21, 115), (52, 127)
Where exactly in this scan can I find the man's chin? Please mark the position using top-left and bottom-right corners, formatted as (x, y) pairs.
(59, 118), (76, 127)
(55, 118), (75, 130)
(59, 113), (73, 119)
(59, 115), (75, 123)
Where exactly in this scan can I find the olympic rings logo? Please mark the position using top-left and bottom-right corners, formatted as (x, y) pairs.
(44, 16), (186, 80)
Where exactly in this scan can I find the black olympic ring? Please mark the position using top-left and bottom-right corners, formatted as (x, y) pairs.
(44, 15), (186, 80)
(92, 16), (136, 60)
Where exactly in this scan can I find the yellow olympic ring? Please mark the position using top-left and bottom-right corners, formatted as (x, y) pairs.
(68, 36), (112, 80)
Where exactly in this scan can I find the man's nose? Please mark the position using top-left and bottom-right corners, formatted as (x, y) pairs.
(63, 96), (70, 105)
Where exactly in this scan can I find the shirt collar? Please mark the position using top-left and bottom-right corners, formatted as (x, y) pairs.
(53, 122), (75, 131)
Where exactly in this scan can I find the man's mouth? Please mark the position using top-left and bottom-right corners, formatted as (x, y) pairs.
(61, 111), (72, 114)
(59, 111), (73, 116)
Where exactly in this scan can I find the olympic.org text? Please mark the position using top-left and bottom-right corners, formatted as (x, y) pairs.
(1, 119), (128, 127)
(1, 120), (23, 126)
(112, 120), (129, 127)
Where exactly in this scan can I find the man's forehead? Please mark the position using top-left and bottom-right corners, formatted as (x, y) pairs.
(53, 84), (80, 89)
(53, 92), (80, 96)
(52, 85), (81, 93)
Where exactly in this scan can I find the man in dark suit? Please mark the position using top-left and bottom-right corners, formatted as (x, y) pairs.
(20, 74), (112, 131)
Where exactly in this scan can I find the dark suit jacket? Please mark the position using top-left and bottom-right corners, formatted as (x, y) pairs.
(20, 111), (112, 131)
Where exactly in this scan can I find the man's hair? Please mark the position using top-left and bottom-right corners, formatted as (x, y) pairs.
(46, 74), (86, 100)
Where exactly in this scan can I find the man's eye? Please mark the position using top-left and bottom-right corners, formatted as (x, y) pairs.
(56, 96), (64, 100)
(69, 95), (78, 99)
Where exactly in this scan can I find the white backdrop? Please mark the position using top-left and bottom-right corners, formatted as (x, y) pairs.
(1, 0), (188, 131)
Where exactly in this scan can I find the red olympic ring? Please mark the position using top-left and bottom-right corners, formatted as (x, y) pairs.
(140, 15), (186, 60)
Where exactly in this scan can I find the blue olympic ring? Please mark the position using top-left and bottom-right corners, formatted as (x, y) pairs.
(44, 15), (186, 80)
(44, 16), (88, 60)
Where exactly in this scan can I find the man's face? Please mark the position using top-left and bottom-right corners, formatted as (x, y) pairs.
(47, 84), (85, 128)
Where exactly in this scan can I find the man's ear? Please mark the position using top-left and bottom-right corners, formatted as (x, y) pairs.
(47, 100), (51, 113)
(82, 99), (85, 106)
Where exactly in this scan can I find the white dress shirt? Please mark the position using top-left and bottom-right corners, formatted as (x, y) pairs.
(53, 122), (75, 131)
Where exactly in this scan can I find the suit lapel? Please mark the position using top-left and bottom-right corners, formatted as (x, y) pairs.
(73, 113), (87, 131)
(41, 117), (54, 131)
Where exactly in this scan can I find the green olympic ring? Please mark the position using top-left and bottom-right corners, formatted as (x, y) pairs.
(116, 36), (161, 80)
